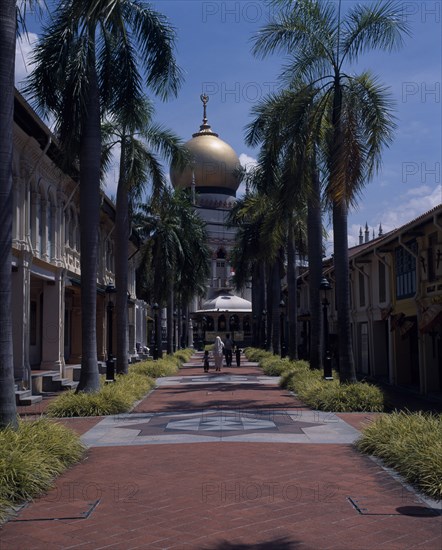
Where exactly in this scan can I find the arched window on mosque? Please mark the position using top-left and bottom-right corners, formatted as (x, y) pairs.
(218, 314), (226, 331)
(216, 248), (228, 285)
(205, 316), (214, 331)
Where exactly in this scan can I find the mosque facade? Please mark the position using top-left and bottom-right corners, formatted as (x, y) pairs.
(170, 95), (252, 348)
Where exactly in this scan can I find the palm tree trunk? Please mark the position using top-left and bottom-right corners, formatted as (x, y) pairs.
(286, 222), (298, 360)
(307, 169), (323, 370)
(251, 262), (263, 347)
(77, 33), (101, 393)
(333, 200), (356, 383)
(0, 0), (18, 428)
(166, 292), (173, 354)
(157, 306), (163, 359)
(115, 135), (129, 374)
(330, 76), (356, 383)
(265, 262), (273, 351)
(270, 253), (282, 355)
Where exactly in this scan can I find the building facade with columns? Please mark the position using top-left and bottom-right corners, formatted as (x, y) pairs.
(170, 95), (252, 347)
(11, 91), (149, 400)
(297, 205), (442, 396)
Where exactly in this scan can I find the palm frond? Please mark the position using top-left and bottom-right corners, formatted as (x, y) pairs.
(342, 0), (411, 64)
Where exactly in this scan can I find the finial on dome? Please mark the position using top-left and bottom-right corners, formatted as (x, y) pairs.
(193, 94), (219, 137)
(201, 93), (209, 125)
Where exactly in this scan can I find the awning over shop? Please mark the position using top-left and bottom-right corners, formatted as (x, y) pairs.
(30, 265), (56, 281)
(419, 303), (442, 333)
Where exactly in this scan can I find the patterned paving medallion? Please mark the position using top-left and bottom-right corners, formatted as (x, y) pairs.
(80, 409), (360, 446)
(119, 410), (322, 437)
(155, 374), (280, 386)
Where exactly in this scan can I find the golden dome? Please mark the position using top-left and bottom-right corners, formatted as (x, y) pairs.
(170, 95), (241, 195)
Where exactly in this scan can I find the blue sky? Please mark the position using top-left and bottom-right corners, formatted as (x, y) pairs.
(16, 0), (441, 251)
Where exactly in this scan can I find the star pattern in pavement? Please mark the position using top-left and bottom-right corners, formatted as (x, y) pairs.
(119, 411), (325, 437)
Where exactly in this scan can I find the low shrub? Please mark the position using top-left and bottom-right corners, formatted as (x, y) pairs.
(173, 349), (193, 363)
(131, 357), (179, 378)
(307, 380), (384, 412)
(244, 347), (273, 362)
(283, 367), (384, 412)
(0, 419), (85, 523)
(260, 356), (292, 376)
(279, 360), (311, 388)
(356, 411), (442, 500)
(46, 372), (155, 417)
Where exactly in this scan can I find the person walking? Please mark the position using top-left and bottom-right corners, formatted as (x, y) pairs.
(224, 334), (233, 367)
(203, 350), (210, 373)
(213, 336), (224, 372)
(235, 346), (241, 367)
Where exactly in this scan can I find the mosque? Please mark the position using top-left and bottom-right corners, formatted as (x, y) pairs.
(170, 95), (252, 348)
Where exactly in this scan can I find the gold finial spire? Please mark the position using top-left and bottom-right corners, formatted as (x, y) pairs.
(193, 94), (218, 137)
(200, 93), (209, 125)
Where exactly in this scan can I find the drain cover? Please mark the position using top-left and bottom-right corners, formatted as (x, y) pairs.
(348, 497), (440, 517)
(11, 499), (100, 522)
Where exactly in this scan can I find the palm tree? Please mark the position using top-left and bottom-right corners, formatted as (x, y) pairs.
(228, 196), (267, 348)
(0, 0), (45, 428)
(246, 87), (322, 368)
(253, 0), (409, 382)
(25, 0), (182, 391)
(228, 172), (286, 353)
(0, 0), (18, 429)
(135, 187), (210, 356)
(103, 98), (186, 372)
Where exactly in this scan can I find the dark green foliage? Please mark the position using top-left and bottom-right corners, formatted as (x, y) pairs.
(356, 411), (442, 500)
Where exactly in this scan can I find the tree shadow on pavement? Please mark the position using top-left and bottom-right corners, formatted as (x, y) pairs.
(207, 536), (302, 549)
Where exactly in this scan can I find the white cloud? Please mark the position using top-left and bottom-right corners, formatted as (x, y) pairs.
(236, 153), (258, 199)
(331, 185), (441, 254)
(404, 185), (433, 197)
(380, 184), (442, 232)
(15, 32), (37, 89)
(103, 143), (121, 201)
(238, 153), (258, 172)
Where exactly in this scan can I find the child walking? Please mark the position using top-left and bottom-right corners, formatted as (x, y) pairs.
(203, 350), (210, 372)
(235, 346), (241, 367)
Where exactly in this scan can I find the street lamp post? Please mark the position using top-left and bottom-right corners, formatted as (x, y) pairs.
(262, 309), (267, 349)
(319, 277), (333, 380)
(152, 303), (159, 360)
(279, 299), (287, 358)
(252, 314), (257, 347)
(229, 315), (235, 344)
(105, 285), (116, 381)
(173, 310), (177, 352)
(181, 314), (187, 348)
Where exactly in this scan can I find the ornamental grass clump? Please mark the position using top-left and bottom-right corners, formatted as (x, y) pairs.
(356, 411), (442, 500)
(0, 419), (84, 523)
(280, 360), (311, 388)
(131, 356), (179, 378)
(244, 347), (273, 362)
(46, 372), (154, 417)
(173, 348), (193, 363)
(260, 356), (292, 376)
(307, 380), (384, 412)
(282, 367), (384, 412)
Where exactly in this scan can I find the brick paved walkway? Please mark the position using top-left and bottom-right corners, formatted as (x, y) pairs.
(2, 354), (441, 549)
